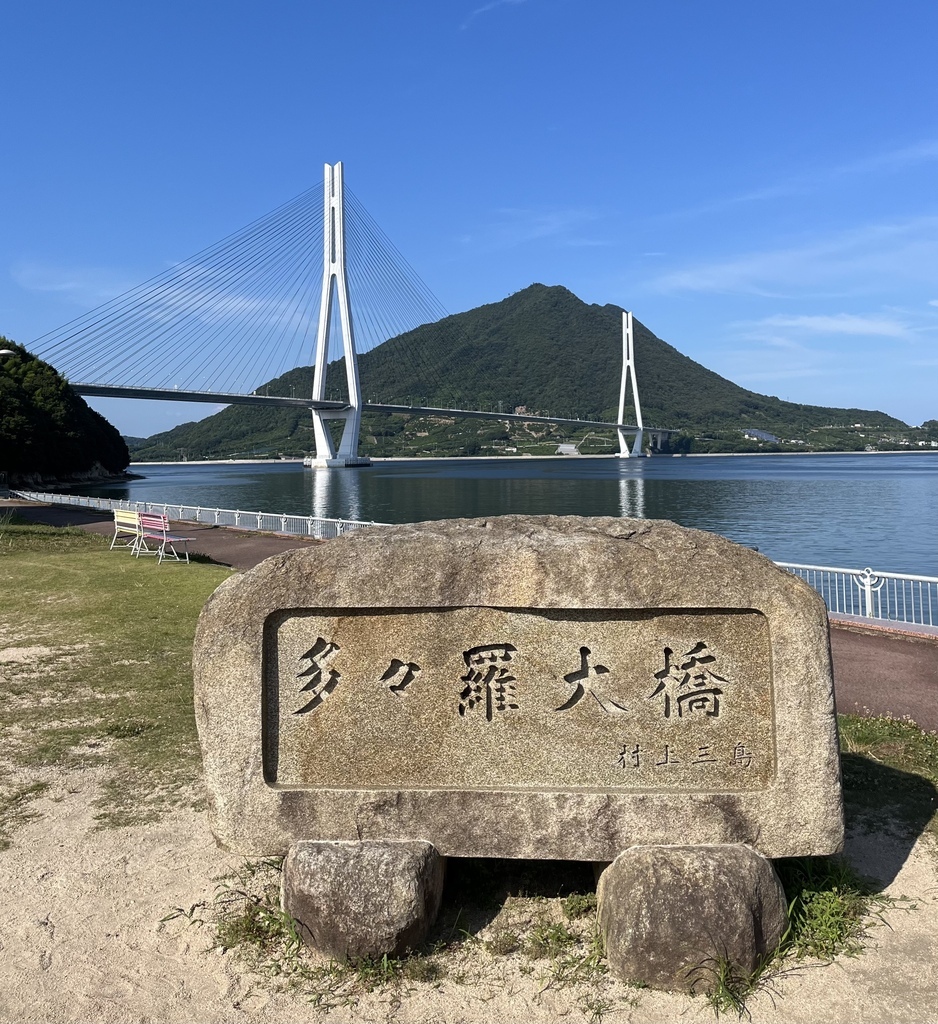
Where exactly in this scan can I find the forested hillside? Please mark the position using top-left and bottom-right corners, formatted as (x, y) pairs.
(0, 338), (129, 483)
(131, 285), (908, 460)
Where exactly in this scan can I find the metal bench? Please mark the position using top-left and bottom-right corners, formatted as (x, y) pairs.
(135, 513), (191, 564)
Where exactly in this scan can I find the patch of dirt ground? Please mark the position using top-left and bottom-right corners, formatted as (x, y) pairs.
(1, 766), (937, 1024)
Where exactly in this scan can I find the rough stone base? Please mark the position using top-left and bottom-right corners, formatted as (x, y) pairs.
(597, 844), (788, 992)
(281, 840), (445, 960)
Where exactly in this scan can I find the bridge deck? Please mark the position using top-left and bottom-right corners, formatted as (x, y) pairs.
(73, 384), (670, 434)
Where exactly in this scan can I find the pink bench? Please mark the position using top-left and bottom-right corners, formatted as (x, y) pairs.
(135, 513), (191, 564)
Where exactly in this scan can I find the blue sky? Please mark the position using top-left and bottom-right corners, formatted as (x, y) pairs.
(1, 0), (936, 436)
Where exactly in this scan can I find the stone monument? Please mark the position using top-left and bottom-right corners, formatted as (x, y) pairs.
(194, 515), (843, 984)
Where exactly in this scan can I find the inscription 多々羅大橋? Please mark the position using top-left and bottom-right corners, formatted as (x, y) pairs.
(264, 606), (775, 793)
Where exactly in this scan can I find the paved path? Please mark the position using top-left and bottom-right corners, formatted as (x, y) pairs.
(2, 500), (321, 569)
(6, 500), (937, 731)
(829, 622), (938, 731)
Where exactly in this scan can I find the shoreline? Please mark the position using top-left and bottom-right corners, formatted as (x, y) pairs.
(129, 449), (938, 466)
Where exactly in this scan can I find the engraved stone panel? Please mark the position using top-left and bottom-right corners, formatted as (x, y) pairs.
(194, 515), (844, 861)
(264, 608), (774, 792)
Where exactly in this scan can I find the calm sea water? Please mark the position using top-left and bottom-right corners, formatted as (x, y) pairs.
(73, 453), (938, 576)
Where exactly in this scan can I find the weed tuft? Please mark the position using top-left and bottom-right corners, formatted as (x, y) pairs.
(775, 855), (910, 960)
(689, 955), (762, 1018)
(104, 720), (155, 740)
(526, 919), (577, 959)
(484, 928), (521, 955)
(562, 891), (598, 920)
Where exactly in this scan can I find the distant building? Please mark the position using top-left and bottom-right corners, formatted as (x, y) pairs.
(743, 429), (780, 443)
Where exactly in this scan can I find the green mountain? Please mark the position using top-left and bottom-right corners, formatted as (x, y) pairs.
(0, 338), (130, 483)
(131, 284), (908, 460)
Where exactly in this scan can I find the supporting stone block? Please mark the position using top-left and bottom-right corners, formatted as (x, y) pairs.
(597, 844), (788, 992)
(281, 840), (445, 960)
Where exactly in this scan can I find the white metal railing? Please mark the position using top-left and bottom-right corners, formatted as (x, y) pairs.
(11, 490), (938, 628)
(779, 562), (938, 628)
(10, 490), (388, 540)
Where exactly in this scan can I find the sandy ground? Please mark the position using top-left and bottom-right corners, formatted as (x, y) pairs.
(1, 763), (936, 1024)
(3, 504), (937, 1021)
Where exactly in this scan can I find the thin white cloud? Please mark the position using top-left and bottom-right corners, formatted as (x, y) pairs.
(748, 334), (813, 351)
(743, 313), (912, 339)
(836, 139), (938, 177)
(460, 0), (527, 31)
(458, 206), (604, 251)
(732, 366), (826, 383)
(11, 262), (136, 305)
(712, 343), (840, 393)
(664, 138), (938, 221)
(703, 298), (938, 412)
(646, 216), (938, 298)
(14, 259), (320, 337)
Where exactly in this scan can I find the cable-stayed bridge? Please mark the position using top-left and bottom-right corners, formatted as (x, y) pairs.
(32, 163), (670, 466)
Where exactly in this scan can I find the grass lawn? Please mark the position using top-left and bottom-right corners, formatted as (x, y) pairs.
(0, 517), (232, 841)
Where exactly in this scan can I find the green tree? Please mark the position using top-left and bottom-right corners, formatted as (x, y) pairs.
(0, 338), (129, 482)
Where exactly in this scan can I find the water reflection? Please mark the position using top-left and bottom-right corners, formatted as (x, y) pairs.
(310, 468), (362, 522)
(618, 476), (645, 519)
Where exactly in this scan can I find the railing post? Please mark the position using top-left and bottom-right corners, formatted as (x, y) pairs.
(861, 570), (874, 617)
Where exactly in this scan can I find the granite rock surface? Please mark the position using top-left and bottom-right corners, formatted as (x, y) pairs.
(597, 843), (789, 991)
(194, 515), (843, 859)
(281, 840), (445, 959)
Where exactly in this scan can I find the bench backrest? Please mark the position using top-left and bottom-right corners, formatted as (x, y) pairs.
(139, 513), (170, 534)
(114, 509), (140, 530)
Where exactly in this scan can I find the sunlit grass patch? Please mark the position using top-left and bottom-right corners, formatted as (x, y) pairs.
(0, 780), (50, 850)
(839, 713), (938, 841)
(0, 521), (232, 841)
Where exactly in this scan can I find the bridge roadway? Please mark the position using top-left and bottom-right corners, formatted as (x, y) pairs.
(6, 499), (937, 733)
(72, 384), (660, 435)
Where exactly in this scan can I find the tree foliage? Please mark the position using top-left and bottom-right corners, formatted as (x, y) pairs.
(0, 338), (129, 481)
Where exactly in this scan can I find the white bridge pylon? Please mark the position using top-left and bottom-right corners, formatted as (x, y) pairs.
(616, 310), (644, 458)
(309, 162), (369, 467)
(306, 163), (650, 466)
